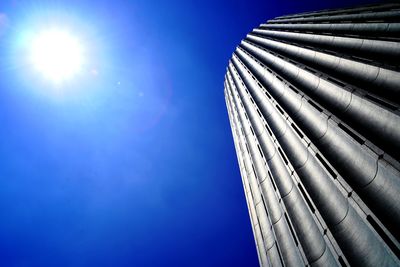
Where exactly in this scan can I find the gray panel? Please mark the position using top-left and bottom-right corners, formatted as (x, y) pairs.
(224, 4), (400, 267)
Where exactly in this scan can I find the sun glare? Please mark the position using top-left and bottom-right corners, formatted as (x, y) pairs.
(30, 29), (83, 83)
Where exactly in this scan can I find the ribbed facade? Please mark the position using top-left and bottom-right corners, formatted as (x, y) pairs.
(224, 3), (400, 267)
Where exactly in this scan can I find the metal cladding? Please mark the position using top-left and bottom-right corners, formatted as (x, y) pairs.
(224, 3), (400, 267)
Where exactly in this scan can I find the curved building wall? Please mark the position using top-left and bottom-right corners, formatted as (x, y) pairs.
(224, 3), (400, 267)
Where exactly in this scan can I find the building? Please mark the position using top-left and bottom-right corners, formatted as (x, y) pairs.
(224, 3), (400, 266)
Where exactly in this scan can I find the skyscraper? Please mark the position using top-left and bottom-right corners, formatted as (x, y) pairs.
(224, 3), (400, 266)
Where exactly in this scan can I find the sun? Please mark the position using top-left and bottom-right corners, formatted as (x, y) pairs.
(30, 29), (83, 83)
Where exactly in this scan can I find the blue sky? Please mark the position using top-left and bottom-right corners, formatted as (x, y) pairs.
(0, 0), (378, 266)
